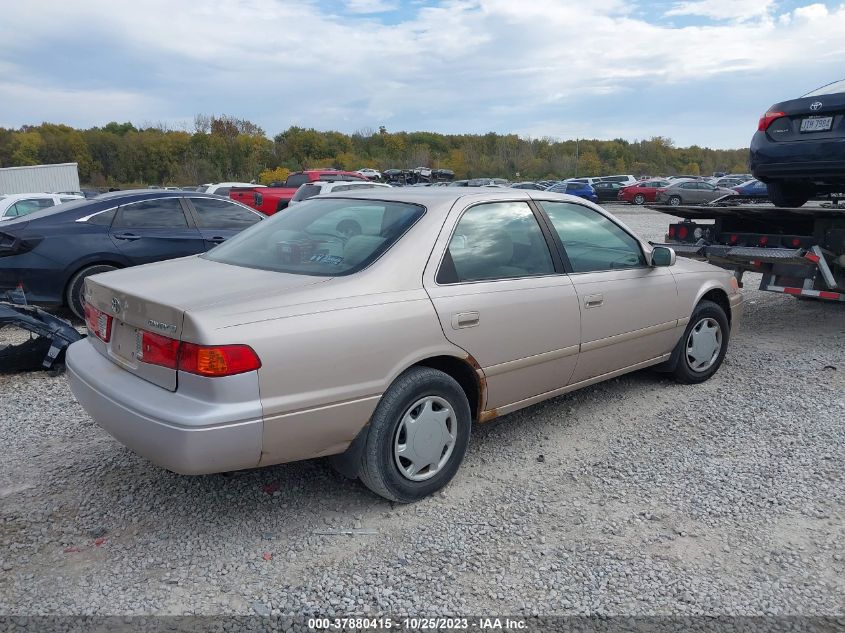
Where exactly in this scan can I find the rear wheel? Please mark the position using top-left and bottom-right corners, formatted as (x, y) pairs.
(66, 264), (118, 320)
(633, 193), (646, 205)
(668, 195), (682, 207)
(358, 367), (471, 503)
(671, 300), (730, 384)
(768, 181), (810, 208)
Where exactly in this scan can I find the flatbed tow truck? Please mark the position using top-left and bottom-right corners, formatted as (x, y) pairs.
(648, 195), (845, 302)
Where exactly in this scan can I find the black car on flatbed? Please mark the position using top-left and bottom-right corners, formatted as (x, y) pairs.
(750, 79), (845, 207)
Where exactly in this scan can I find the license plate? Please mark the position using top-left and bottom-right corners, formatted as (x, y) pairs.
(800, 116), (833, 133)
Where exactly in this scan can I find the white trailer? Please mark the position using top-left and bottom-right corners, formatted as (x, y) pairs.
(0, 163), (80, 195)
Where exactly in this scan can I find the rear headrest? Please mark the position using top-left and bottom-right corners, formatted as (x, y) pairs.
(343, 235), (386, 266)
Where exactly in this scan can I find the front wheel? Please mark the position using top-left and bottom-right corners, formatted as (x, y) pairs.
(66, 264), (118, 320)
(633, 194), (646, 205)
(668, 195), (682, 207)
(671, 300), (730, 384)
(358, 367), (471, 502)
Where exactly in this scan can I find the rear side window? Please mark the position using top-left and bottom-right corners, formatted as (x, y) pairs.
(190, 197), (261, 229)
(213, 187), (231, 197)
(114, 199), (189, 229)
(86, 208), (117, 226)
(538, 201), (646, 273)
(438, 202), (554, 284)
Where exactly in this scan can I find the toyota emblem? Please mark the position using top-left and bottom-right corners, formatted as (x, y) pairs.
(111, 297), (122, 313)
(810, 101), (823, 111)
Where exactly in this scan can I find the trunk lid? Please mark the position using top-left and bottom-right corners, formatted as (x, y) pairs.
(766, 93), (845, 143)
(84, 255), (330, 391)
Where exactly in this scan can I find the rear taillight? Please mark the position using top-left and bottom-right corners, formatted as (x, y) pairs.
(677, 225), (689, 240)
(668, 226), (676, 238)
(139, 330), (180, 370)
(84, 303), (112, 343)
(758, 111), (785, 131)
(136, 330), (261, 378)
(179, 343), (262, 377)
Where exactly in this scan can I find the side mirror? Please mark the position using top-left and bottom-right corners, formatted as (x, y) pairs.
(651, 246), (676, 267)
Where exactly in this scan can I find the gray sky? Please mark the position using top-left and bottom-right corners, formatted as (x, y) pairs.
(1, 0), (842, 148)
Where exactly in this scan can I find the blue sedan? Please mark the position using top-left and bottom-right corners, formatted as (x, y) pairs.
(733, 179), (769, 199)
(0, 190), (264, 318)
(545, 181), (599, 203)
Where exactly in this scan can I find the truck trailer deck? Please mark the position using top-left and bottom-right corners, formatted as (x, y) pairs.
(648, 196), (845, 302)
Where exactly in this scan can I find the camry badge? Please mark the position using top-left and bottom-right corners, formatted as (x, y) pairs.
(111, 297), (122, 313)
(810, 101), (823, 111)
(147, 319), (177, 334)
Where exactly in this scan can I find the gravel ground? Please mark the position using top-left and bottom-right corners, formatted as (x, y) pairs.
(0, 205), (843, 621)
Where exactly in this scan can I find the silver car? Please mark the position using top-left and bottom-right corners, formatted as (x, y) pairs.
(656, 180), (737, 206)
(67, 189), (743, 502)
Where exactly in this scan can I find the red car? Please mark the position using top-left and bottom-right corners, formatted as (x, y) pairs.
(230, 170), (368, 215)
(617, 179), (671, 205)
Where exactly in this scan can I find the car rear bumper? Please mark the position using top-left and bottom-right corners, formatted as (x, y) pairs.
(750, 132), (845, 182)
(66, 339), (264, 475)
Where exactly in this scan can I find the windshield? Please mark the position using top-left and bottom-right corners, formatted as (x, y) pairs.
(204, 197), (425, 276)
(803, 79), (845, 97)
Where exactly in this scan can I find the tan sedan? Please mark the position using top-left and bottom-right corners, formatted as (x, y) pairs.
(66, 189), (743, 502)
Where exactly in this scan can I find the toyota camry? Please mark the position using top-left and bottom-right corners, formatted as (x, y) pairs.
(66, 188), (743, 502)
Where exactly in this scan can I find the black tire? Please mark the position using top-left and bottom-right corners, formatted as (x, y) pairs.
(633, 194), (646, 205)
(66, 264), (118, 320)
(668, 195), (682, 207)
(768, 181), (810, 208)
(358, 366), (471, 503)
(671, 300), (730, 384)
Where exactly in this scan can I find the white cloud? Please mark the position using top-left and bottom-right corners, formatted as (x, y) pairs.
(0, 0), (844, 147)
(793, 3), (829, 20)
(665, 0), (776, 21)
(344, 0), (399, 12)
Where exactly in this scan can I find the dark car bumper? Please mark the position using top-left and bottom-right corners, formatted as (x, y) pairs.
(750, 131), (845, 183)
(0, 258), (66, 306)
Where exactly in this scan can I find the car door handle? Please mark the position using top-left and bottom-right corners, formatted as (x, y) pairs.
(584, 294), (604, 309)
(451, 312), (480, 329)
(208, 236), (227, 244)
(113, 232), (141, 241)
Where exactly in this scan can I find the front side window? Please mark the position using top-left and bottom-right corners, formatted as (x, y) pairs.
(190, 197), (262, 229)
(204, 198), (424, 276)
(538, 201), (646, 273)
(438, 201), (554, 283)
(114, 198), (188, 228)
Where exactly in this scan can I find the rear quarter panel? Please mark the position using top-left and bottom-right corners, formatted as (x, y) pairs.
(210, 289), (466, 464)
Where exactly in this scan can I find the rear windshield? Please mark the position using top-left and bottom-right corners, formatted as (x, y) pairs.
(204, 198), (425, 276)
(291, 184), (321, 202)
(803, 79), (845, 97)
(285, 174), (310, 188)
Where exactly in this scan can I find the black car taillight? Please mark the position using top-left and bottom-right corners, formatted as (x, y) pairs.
(0, 232), (42, 257)
(758, 110), (785, 131)
(253, 192), (263, 207)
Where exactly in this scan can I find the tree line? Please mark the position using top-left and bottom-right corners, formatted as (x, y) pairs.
(0, 115), (750, 187)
